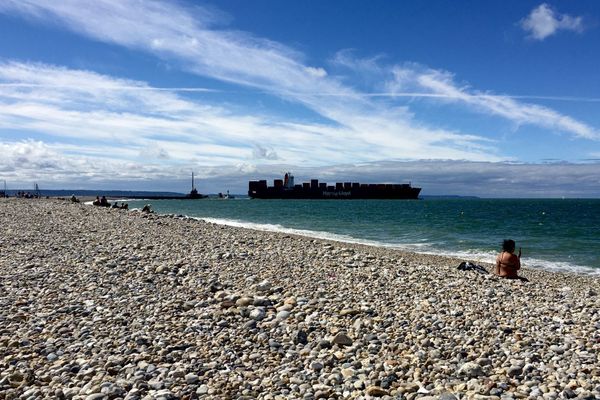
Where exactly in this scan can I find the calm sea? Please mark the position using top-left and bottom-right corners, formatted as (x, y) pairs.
(125, 198), (600, 275)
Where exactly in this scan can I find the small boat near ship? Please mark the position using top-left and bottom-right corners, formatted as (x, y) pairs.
(218, 190), (235, 199)
(248, 172), (421, 199)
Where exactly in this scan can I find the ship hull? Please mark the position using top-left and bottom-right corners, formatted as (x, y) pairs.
(249, 175), (421, 200)
(248, 187), (421, 199)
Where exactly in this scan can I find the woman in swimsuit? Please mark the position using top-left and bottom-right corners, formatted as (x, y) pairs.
(496, 239), (528, 281)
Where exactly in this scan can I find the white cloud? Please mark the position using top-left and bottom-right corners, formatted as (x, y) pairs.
(252, 144), (279, 160)
(305, 67), (327, 78)
(521, 3), (584, 41)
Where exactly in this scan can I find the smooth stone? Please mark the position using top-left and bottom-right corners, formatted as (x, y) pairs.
(85, 394), (108, 400)
(295, 330), (308, 345)
(459, 362), (484, 378)
(354, 380), (365, 390)
(155, 265), (168, 273)
(366, 386), (389, 397)
(257, 280), (271, 292)
(276, 310), (290, 320)
(332, 333), (353, 346)
(185, 373), (199, 384)
(311, 362), (324, 371)
(530, 388), (542, 398)
(549, 345), (565, 354)
(197, 385), (209, 394)
(439, 393), (459, 400)
(236, 297), (254, 306)
(341, 368), (356, 379)
(249, 308), (266, 321)
(253, 297), (272, 307)
(477, 358), (493, 366)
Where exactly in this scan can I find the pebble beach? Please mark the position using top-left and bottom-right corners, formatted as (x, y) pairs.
(1, 199), (599, 400)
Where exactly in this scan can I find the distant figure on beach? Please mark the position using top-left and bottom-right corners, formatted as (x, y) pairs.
(496, 239), (528, 282)
(93, 196), (101, 206)
(70, 195), (80, 203)
(121, 203), (129, 210)
(142, 204), (152, 213)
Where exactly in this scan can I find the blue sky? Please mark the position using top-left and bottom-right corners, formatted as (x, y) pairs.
(0, 0), (599, 197)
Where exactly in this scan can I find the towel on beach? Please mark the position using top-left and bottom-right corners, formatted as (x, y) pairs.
(457, 261), (488, 274)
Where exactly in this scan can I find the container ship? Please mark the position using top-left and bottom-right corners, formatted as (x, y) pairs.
(248, 172), (421, 199)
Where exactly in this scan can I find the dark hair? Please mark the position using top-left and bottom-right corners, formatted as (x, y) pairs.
(502, 239), (516, 252)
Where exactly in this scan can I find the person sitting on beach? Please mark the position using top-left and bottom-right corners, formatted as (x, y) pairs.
(100, 196), (109, 207)
(496, 239), (528, 282)
(93, 196), (101, 206)
(121, 203), (129, 210)
(142, 204), (152, 213)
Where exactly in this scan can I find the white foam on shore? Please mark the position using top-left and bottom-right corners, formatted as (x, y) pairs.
(199, 217), (600, 276)
(419, 248), (600, 276)
(84, 198), (134, 206)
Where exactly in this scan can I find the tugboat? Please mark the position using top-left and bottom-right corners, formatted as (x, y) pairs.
(186, 172), (208, 199)
(249, 172), (421, 199)
(218, 190), (235, 199)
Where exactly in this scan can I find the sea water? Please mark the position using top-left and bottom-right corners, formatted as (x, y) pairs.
(126, 198), (600, 275)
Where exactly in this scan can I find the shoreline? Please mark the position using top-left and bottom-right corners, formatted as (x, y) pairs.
(1, 198), (599, 399)
(120, 198), (600, 277)
(195, 216), (599, 277)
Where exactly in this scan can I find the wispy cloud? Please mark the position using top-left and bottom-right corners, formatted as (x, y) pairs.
(332, 51), (599, 139)
(0, 83), (218, 93)
(0, 62), (500, 173)
(386, 64), (599, 140)
(520, 3), (585, 41)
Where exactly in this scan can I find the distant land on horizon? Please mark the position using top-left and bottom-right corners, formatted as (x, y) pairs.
(3, 189), (186, 198)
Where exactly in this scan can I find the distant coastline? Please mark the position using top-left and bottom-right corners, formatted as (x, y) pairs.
(2, 189), (187, 198)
